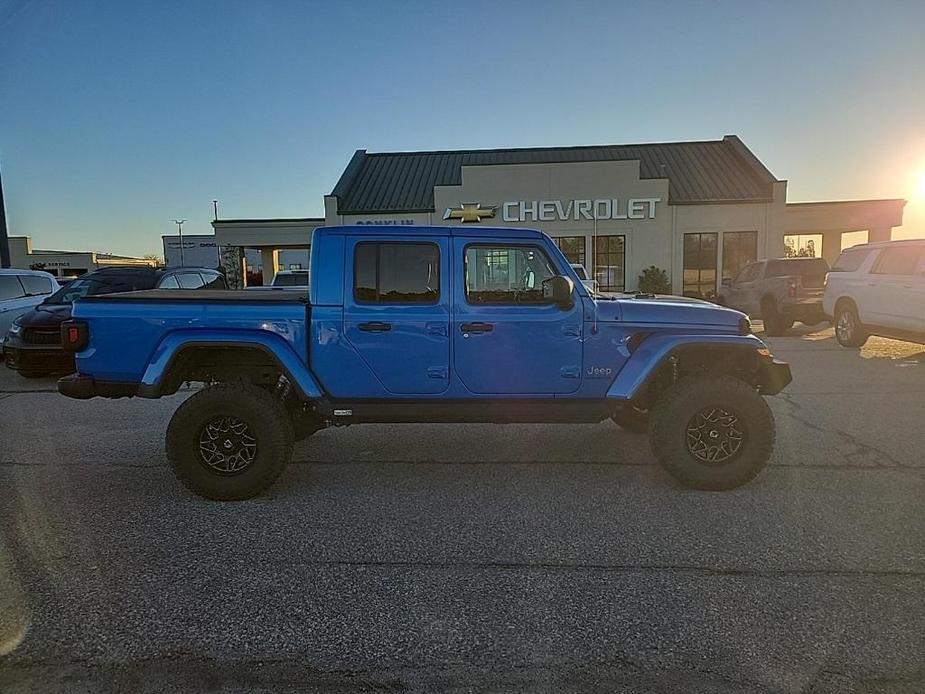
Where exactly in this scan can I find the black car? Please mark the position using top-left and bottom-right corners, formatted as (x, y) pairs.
(3, 266), (226, 377)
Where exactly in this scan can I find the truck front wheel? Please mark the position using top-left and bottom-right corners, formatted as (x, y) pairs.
(166, 383), (294, 500)
(649, 376), (774, 490)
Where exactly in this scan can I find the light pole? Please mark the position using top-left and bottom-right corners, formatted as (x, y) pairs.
(171, 219), (187, 266)
(212, 200), (219, 221)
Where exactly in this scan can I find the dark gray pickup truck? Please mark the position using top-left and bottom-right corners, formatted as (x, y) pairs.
(717, 257), (829, 335)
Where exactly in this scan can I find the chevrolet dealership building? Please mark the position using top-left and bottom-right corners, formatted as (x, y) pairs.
(214, 135), (905, 294)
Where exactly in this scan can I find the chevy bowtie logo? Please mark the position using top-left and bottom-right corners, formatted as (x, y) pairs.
(443, 202), (497, 223)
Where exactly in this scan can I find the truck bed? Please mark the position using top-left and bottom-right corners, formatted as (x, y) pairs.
(82, 289), (308, 303)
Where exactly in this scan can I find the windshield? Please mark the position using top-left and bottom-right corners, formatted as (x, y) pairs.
(44, 274), (158, 304)
(765, 258), (830, 278)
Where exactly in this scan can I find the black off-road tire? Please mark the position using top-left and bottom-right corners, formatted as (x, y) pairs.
(613, 406), (649, 434)
(649, 375), (775, 490)
(834, 300), (868, 348)
(19, 371), (51, 379)
(761, 299), (793, 337)
(166, 383), (294, 501)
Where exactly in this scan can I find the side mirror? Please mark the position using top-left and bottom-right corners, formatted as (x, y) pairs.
(543, 275), (574, 309)
(721, 278), (732, 287)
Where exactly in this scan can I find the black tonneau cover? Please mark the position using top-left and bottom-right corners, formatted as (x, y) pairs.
(81, 289), (309, 303)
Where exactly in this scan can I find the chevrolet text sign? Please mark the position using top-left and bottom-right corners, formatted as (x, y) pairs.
(502, 198), (661, 223)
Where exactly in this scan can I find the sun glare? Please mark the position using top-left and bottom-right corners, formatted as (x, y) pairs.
(918, 170), (925, 198)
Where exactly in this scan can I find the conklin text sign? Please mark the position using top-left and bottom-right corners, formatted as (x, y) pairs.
(501, 198), (661, 223)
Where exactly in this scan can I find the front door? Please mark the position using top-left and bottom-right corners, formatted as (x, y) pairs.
(453, 240), (583, 395)
(343, 238), (450, 394)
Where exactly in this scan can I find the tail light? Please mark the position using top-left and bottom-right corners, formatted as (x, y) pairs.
(61, 320), (88, 352)
(787, 279), (797, 298)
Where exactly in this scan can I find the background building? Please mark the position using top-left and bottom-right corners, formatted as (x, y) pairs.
(9, 236), (156, 277)
(209, 136), (905, 296)
(163, 232), (312, 286)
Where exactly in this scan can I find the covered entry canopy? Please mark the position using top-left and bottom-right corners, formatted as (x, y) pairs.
(212, 218), (322, 285)
(784, 199), (906, 264)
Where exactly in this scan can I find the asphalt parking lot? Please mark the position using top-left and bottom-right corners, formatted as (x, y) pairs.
(0, 325), (923, 693)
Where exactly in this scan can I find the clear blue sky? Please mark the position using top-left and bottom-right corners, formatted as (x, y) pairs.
(2, 0), (924, 256)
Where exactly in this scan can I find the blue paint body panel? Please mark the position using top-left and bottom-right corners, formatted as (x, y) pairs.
(66, 225), (779, 406)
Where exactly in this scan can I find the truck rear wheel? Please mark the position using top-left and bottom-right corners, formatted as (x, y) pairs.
(649, 376), (774, 490)
(166, 383), (294, 500)
(761, 298), (793, 336)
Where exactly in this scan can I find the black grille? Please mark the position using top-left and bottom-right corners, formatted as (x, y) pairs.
(22, 328), (61, 346)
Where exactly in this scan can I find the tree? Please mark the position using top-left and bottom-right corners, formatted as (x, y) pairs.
(637, 265), (671, 294)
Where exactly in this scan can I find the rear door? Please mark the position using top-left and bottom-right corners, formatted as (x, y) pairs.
(867, 246), (924, 330)
(343, 237), (449, 394)
(452, 239), (583, 395)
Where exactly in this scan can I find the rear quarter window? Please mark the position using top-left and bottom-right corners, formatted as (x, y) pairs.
(20, 275), (55, 295)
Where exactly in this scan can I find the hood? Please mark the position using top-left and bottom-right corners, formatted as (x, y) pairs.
(17, 302), (73, 328)
(591, 294), (746, 329)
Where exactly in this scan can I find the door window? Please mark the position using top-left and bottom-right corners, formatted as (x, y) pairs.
(722, 231), (757, 284)
(594, 235), (625, 292)
(158, 275), (180, 289)
(553, 236), (586, 267)
(464, 245), (556, 304)
(0, 275), (26, 301)
(683, 233), (718, 298)
(177, 273), (205, 289)
(735, 263), (761, 284)
(354, 242), (440, 303)
(871, 247), (922, 276)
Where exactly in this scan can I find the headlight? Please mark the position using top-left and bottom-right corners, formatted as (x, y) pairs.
(9, 319), (22, 336)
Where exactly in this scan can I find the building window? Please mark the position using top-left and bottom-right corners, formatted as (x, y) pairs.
(783, 234), (822, 258)
(683, 232), (718, 299)
(721, 231), (758, 284)
(354, 242), (440, 303)
(464, 245), (555, 304)
(553, 236), (586, 267)
(594, 235), (625, 292)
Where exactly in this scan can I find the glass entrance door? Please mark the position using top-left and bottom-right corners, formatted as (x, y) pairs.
(683, 232), (718, 299)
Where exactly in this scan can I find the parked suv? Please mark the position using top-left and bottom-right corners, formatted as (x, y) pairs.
(824, 239), (925, 347)
(717, 257), (829, 335)
(0, 269), (59, 346)
(4, 265), (226, 377)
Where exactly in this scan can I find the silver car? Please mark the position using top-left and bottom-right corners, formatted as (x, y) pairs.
(0, 269), (58, 346)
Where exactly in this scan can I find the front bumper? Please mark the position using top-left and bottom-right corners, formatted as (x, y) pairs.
(757, 353), (792, 395)
(3, 337), (76, 375)
(57, 373), (138, 399)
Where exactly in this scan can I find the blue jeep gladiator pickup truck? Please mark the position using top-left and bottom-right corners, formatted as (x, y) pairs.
(58, 225), (791, 500)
